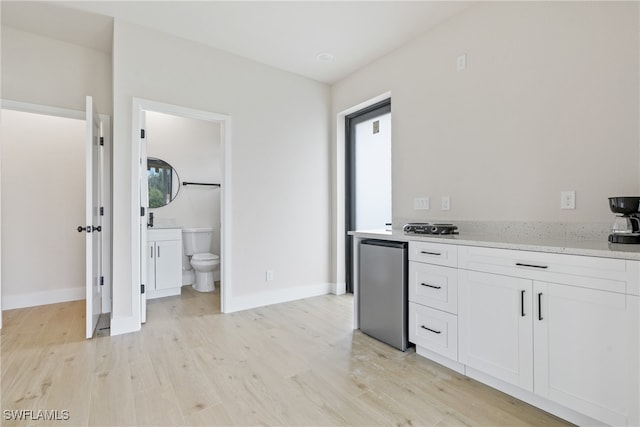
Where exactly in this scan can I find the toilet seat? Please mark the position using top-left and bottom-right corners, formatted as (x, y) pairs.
(192, 253), (219, 262)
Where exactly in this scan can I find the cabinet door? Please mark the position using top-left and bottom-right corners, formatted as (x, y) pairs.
(534, 282), (639, 426)
(154, 240), (181, 290)
(459, 270), (533, 391)
(147, 242), (156, 291)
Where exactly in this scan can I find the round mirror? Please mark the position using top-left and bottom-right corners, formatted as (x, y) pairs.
(147, 157), (180, 208)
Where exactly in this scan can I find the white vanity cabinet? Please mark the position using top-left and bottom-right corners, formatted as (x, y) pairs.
(458, 246), (640, 427)
(147, 228), (182, 299)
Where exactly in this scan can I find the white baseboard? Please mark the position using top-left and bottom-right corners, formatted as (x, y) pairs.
(226, 282), (333, 313)
(331, 282), (346, 295)
(1, 287), (85, 310)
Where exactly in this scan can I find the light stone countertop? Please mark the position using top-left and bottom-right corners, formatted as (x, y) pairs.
(348, 228), (640, 261)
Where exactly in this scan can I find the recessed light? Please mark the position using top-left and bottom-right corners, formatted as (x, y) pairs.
(317, 52), (334, 62)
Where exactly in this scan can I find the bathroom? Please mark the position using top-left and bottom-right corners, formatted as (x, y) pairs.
(145, 110), (222, 302)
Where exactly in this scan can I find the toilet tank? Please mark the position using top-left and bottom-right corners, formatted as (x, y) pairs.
(182, 227), (213, 255)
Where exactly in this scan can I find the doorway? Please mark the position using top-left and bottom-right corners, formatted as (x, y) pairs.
(0, 102), (112, 334)
(131, 99), (232, 326)
(345, 99), (392, 293)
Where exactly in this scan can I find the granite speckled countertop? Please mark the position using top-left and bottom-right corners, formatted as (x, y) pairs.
(348, 228), (640, 261)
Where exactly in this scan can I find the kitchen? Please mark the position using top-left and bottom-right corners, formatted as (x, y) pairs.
(1, 1), (638, 425)
(339, 2), (639, 426)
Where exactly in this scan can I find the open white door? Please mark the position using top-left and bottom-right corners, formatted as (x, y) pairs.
(140, 113), (148, 323)
(85, 96), (102, 339)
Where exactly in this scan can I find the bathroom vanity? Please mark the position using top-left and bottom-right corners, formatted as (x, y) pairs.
(147, 228), (183, 299)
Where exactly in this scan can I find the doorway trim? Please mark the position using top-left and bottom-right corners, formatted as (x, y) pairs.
(334, 92), (391, 296)
(131, 98), (232, 322)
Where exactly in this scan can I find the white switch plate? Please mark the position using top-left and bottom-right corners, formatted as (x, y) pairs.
(266, 270), (274, 281)
(441, 196), (451, 211)
(560, 191), (576, 210)
(457, 54), (467, 70)
(414, 197), (429, 210)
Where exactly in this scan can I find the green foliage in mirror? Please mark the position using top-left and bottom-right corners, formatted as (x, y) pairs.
(148, 157), (180, 208)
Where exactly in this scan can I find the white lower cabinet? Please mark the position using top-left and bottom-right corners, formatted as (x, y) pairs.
(458, 266), (639, 426)
(458, 270), (533, 391)
(409, 302), (458, 360)
(533, 282), (638, 426)
(147, 228), (182, 299)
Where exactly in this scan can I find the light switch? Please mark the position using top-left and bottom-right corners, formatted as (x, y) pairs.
(441, 196), (451, 211)
(457, 54), (467, 71)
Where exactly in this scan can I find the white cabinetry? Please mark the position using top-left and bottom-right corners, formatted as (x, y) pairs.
(458, 270), (533, 390)
(408, 242), (459, 365)
(533, 281), (638, 427)
(147, 228), (182, 299)
(458, 246), (639, 427)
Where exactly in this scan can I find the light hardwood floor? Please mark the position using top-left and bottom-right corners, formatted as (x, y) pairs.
(1, 288), (572, 426)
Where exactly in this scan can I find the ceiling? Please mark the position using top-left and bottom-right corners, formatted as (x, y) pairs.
(2, 1), (471, 84)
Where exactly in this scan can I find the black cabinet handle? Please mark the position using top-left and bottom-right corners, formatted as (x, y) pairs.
(92, 225), (101, 232)
(420, 325), (441, 334)
(521, 290), (525, 317)
(515, 262), (548, 269)
(421, 283), (442, 290)
(77, 225), (91, 233)
(538, 293), (543, 320)
(420, 251), (442, 256)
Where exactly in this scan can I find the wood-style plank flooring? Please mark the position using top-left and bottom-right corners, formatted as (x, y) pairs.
(1, 287), (572, 426)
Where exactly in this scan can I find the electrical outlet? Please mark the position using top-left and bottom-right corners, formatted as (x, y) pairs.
(560, 191), (576, 210)
(414, 197), (429, 210)
(266, 270), (274, 281)
(441, 196), (451, 211)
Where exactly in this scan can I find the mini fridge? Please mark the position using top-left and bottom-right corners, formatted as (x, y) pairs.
(358, 239), (408, 351)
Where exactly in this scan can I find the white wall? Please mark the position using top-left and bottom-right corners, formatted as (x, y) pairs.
(0, 110), (85, 308)
(1, 26), (112, 115)
(146, 111), (221, 255)
(112, 20), (331, 327)
(332, 2), (639, 225)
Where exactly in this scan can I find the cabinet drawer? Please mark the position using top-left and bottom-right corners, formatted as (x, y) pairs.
(409, 302), (458, 361)
(409, 262), (457, 314)
(458, 245), (634, 294)
(148, 228), (182, 241)
(409, 241), (457, 267)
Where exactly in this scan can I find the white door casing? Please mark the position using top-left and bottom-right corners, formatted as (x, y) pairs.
(131, 98), (232, 328)
(86, 96), (102, 339)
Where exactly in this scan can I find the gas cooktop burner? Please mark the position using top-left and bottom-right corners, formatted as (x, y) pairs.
(403, 223), (458, 235)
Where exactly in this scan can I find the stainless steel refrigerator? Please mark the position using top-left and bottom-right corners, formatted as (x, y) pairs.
(358, 239), (408, 351)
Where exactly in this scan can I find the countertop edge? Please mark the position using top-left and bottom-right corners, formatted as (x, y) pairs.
(348, 230), (640, 261)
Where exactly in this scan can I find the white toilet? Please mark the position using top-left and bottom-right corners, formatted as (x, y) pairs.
(182, 227), (220, 292)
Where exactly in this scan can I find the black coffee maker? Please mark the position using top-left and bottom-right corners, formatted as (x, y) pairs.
(608, 197), (640, 244)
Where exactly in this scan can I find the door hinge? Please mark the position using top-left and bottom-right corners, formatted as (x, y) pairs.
(141, 206), (145, 217)
(100, 207), (104, 216)
(141, 129), (145, 139)
(141, 284), (145, 294)
(100, 136), (104, 146)
(100, 276), (104, 286)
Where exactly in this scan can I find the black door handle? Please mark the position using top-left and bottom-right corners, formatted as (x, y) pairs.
(78, 225), (101, 233)
(538, 292), (543, 321)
